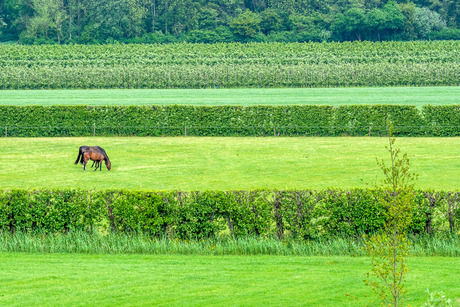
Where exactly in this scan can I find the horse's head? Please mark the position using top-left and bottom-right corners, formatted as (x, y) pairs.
(106, 160), (112, 170)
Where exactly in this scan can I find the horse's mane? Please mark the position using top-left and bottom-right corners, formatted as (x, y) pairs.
(93, 146), (110, 162)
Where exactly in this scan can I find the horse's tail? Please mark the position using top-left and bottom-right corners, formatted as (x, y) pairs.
(80, 152), (85, 164)
(75, 147), (83, 164)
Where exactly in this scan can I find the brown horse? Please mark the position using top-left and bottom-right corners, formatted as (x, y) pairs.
(75, 146), (108, 167)
(82, 150), (111, 171)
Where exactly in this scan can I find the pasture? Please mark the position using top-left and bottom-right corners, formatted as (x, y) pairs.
(0, 87), (459, 106)
(0, 136), (459, 190)
(0, 253), (459, 306)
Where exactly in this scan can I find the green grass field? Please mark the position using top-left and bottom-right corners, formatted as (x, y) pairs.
(1, 136), (459, 190)
(0, 253), (458, 306)
(0, 87), (459, 106)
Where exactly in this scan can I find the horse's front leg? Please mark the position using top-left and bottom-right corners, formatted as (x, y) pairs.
(83, 161), (86, 172)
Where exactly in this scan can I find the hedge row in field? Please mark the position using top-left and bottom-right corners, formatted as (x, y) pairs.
(1, 42), (459, 89)
(1, 105), (460, 137)
(1, 189), (459, 239)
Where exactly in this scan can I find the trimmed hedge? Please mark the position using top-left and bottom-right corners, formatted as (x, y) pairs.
(1, 105), (460, 137)
(1, 189), (459, 239)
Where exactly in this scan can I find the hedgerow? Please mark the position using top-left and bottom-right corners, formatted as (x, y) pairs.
(1, 189), (458, 239)
(1, 104), (460, 137)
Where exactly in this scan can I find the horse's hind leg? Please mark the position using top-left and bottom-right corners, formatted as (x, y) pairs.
(83, 157), (89, 172)
(93, 160), (101, 171)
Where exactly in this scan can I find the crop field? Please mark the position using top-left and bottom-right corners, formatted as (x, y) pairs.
(1, 41), (459, 89)
(1, 253), (459, 306)
(0, 136), (459, 190)
(0, 87), (459, 106)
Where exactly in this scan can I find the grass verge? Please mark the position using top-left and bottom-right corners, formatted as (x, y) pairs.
(0, 252), (459, 306)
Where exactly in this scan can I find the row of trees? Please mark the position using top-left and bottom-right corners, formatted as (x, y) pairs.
(0, 0), (459, 44)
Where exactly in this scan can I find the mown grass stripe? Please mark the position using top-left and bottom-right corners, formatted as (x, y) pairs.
(0, 87), (459, 106)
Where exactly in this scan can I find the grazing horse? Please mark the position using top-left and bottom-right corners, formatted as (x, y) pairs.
(75, 146), (108, 168)
(82, 150), (111, 171)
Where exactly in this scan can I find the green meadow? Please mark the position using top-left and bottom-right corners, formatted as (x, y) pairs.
(0, 253), (458, 306)
(0, 87), (459, 106)
(0, 136), (459, 190)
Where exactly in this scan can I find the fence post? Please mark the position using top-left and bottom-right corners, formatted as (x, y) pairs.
(93, 124), (96, 137)
(184, 126), (187, 136)
(274, 126), (276, 137)
(5, 126), (7, 137)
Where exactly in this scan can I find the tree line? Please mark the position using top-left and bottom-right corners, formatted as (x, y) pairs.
(0, 0), (459, 44)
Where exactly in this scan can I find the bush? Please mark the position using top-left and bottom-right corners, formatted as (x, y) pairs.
(428, 28), (460, 40)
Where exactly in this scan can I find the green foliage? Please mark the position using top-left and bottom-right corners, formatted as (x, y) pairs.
(382, 1), (405, 32)
(2, 0), (458, 44)
(424, 289), (452, 306)
(365, 125), (417, 306)
(260, 9), (282, 34)
(230, 10), (262, 38)
(414, 7), (447, 38)
(332, 8), (366, 41)
(1, 189), (459, 240)
(428, 28), (460, 40)
(3, 104), (460, 137)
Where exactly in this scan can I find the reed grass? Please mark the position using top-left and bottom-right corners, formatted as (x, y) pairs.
(1, 231), (458, 257)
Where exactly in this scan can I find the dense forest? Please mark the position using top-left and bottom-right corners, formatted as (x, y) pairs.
(0, 0), (459, 44)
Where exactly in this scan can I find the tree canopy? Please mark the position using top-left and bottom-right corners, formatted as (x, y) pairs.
(0, 0), (458, 44)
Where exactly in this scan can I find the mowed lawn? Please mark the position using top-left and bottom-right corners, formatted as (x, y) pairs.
(0, 137), (459, 190)
(0, 253), (458, 306)
(0, 87), (459, 106)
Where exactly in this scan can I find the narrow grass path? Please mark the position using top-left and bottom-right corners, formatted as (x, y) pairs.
(0, 87), (458, 106)
(1, 137), (459, 190)
(0, 253), (458, 306)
